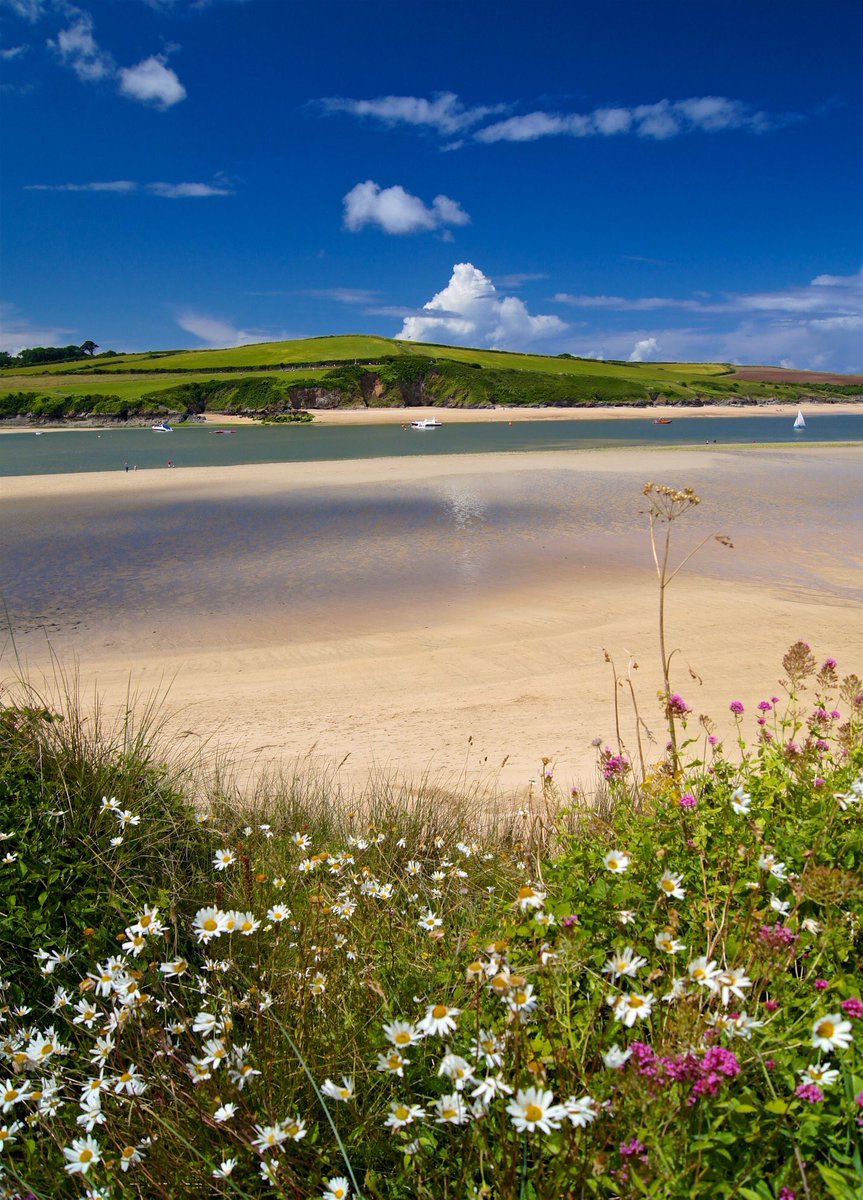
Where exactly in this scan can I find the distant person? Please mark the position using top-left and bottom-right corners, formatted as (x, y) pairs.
(167, 459), (173, 467)
(124, 462), (129, 472)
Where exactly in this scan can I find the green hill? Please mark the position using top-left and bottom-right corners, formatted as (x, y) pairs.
(1, 335), (860, 422)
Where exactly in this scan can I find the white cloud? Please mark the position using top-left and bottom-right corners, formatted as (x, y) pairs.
(118, 55), (186, 108)
(0, 44), (27, 59)
(0, 1), (45, 21)
(476, 95), (772, 143)
(49, 11), (113, 81)
(176, 310), (291, 348)
(298, 288), (381, 305)
(320, 91), (503, 136)
(398, 262), (567, 350)
(321, 91), (781, 146)
(24, 179), (232, 197)
(628, 337), (661, 362)
(343, 181), (470, 235)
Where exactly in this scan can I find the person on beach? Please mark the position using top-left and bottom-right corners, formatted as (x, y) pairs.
(124, 462), (129, 472)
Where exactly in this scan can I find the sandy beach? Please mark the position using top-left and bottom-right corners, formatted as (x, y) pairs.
(4, 443), (862, 797)
(199, 402), (863, 427)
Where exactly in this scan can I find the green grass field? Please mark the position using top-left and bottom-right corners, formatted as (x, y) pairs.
(1, 335), (859, 415)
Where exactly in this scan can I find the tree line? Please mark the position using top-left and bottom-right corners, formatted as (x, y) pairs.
(0, 341), (109, 369)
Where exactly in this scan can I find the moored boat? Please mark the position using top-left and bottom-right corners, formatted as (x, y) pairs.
(151, 421), (173, 432)
(793, 409), (806, 429)
(653, 418), (673, 425)
(411, 417), (442, 429)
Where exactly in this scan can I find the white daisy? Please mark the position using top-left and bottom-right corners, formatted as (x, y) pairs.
(604, 850), (630, 873)
(811, 1013), (853, 1053)
(506, 1087), (565, 1134)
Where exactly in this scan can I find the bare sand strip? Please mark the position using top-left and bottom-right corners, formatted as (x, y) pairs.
(200, 402), (863, 427)
(5, 444), (862, 797)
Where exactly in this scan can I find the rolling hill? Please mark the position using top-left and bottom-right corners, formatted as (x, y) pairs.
(1, 336), (860, 423)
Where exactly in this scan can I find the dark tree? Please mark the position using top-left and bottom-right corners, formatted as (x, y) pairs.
(80, 340), (99, 356)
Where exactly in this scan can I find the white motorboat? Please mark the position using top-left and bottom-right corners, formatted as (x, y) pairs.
(410, 417), (442, 429)
(793, 409), (806, 429)
(151, 421), (173, 432)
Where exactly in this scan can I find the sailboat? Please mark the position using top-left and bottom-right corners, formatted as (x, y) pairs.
(793, 409), (806, 430)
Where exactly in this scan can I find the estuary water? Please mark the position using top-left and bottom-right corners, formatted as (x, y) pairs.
(1, 412), (861, 476)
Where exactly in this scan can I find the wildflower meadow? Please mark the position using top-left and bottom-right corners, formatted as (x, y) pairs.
(0, 484), (861, 1199)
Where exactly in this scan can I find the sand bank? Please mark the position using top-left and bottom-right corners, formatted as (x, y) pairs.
(4, 444), (862, 797)
(201, 402), (863, 427)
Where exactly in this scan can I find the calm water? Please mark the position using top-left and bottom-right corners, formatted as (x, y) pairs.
(1, 412), (861, 475)
(3, 444), (861, 654)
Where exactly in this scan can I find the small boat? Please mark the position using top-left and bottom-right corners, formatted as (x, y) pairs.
(151, 421), (173, 432)
(793, 409), (806, 429)
(34, 431), (43, 436)
(211, 429), (236, 435)
(411, 417), (442, 430)
(653, 418), (673, 425)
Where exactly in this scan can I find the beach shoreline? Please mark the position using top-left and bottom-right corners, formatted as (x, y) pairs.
(3, 441), (861, 796)
(1, 399), (861, 435)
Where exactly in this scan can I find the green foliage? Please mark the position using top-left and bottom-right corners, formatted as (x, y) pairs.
(0, 689), (212, 1000)
(142, 375), (292, 413)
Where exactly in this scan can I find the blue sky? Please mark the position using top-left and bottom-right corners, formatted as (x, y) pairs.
(1, 0), (861, 370)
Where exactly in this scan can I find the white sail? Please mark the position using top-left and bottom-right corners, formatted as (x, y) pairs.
(793, 409), (806, 429)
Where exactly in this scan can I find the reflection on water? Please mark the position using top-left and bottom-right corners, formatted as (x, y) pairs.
(3, 452), (861, 655)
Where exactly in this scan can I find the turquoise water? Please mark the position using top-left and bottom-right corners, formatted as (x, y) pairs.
(1, 413), (861, 476)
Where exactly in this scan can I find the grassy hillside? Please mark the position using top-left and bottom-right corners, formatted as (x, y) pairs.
(1, 335), (860, 421)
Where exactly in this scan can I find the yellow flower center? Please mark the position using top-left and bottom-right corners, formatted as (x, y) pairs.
(515, 991), (528, 1005)
(3, 1090), (17, 1102)
(122, 1147), (134, 1159)
(525, 1104), (544, 1122)
(817, 1020), (835, 1038)
(395, 1105), (410, 1120)
(609, 859), (620, 870)
(518, 886), (535, 900)
(80, 1149), (93, 1163)
(432, 1004), (449, 1019)
(394, 1031), (411, 1045)
(442, 1107), (458, 1119)
(628, 996), (644, 1009)
(203, 918), (218, 932)
(491, 974), (510, 992)
(662, 879), (674, 891)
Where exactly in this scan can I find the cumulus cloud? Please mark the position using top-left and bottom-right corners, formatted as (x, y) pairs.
(319, 91), (504, 136)
(43, 8), (187, 107)
(398, 262), (567, 350)
(49, 10), (113, 81)
(628, 337), (661, 362)
(24, 178), (232, 196)
(343, 181), (470, 235)
(118, 55), (186, 108)
(0, 44), (27, 59)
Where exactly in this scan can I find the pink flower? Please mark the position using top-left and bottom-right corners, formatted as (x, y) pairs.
(841, 997), (863, 1019)
(620, 1137), (647, 1160)
(778, 1189), (796, 1200)
(822, 658), (837, 671)
(679, 793), (697, 809)
(764, 1000), (780, 1013)
(764, 1059), (777, 1070)
(668, 693), (691, 716)
(729, 700), (745, 715)
(757, 700), (773, 712)
(561, 914), (580, 929)
(815, 979), (830, 991)
(795, 1083), (824, 1103)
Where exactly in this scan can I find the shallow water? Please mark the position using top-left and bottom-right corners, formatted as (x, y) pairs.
(1, 412), (861, 476)
(3, 448), (861, 656)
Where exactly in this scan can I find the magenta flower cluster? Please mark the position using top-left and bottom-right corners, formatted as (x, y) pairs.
(842, 996), (863, 1019)
(601, 749), (630, 780)
(795, 1083), (824, 1104)
(619, 1137), (648, 1160)
(678, 792), (697, 809)
(667, 693), (692, 716)
(729, 700), (745, 715)
(758, 923), (798, 950)
(628, 1042), (741, 1104)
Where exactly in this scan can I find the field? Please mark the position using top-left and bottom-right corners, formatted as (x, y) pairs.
(2, 336), (861, 419)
